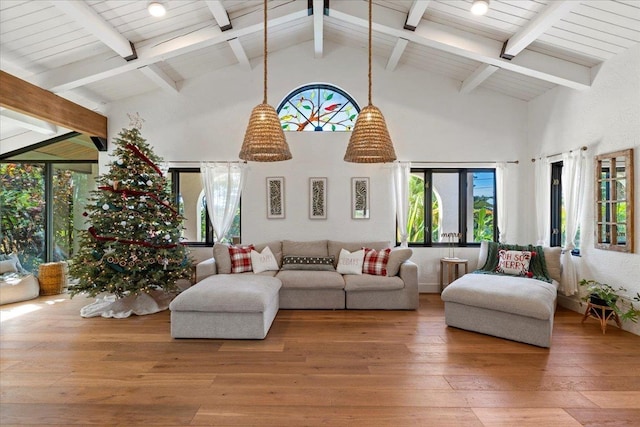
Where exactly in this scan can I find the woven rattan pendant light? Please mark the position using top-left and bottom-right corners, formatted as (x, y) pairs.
(239, 0), (292, 162)
(344, 0), (396, 163)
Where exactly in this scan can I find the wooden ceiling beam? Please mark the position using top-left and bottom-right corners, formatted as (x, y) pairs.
(51, 0), (137, 60)
(329, 2), (591, 90)
(404, 1), (431, 31)
(0, 71), (107, 141)
(312, 0), (325, 59)
(34, 1), (308, 93)
(502, 1), (582, 59)
(460, 64), (499, 94)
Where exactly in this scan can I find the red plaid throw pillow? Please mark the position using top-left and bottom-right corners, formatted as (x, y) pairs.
(229, 245), (255, 273)
(362, 247), (391, 276)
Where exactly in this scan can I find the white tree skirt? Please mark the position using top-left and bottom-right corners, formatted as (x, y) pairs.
(80, 290), (175, 318)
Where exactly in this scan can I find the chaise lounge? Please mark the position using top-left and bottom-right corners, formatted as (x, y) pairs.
(441, 242), (562, 347)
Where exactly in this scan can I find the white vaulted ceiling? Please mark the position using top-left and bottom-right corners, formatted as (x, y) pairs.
(1, 0), (639, 147)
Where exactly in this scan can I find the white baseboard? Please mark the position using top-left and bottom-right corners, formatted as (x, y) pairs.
(558, 295), (640, 337)
(419, 283), (440, 294)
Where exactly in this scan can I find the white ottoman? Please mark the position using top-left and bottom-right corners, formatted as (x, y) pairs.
(169, 274), (281, 339)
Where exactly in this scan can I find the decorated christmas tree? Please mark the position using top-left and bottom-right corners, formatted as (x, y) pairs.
(69, 115), (191, 300)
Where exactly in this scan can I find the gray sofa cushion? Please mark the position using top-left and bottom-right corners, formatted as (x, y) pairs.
(441, 273), (557, 320)
(283, 240), (328, 257)
(328, 240), (390, 267)
(169, 275), (281, 313)
(543, 247), (562, 283)
(254, 241), (283, 267)
(213, 243), (232, 274)
(344, 274), (405, 291)
(385, 248), (412, 276)
(275, 270), (344, 289)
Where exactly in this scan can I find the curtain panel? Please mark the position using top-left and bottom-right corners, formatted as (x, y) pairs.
(200, 162), (246, 243)
(393, 162), (411, 247)
(560, 150), (586, 296)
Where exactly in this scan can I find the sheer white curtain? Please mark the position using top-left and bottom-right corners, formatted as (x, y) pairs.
(200, 162), (247, 242)
(393, 162), (411, 247)
(495, 162), (508, 243)
(560, 149), (586, 296)
(534, 158), (551, 246)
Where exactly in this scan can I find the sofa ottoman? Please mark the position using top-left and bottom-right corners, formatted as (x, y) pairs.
(169, 274), (281, 339)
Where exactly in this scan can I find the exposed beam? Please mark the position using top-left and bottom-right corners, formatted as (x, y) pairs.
(460, 64), (499, 94)
(205, 0), (232, 31)
(228, 38), (252, 71)
(313, 0), (324, 58)
(0, 71), (107, 139)
(329, 2), (590, 90)
(386, 38), (409, 71)
(404, 1), (430, 31)
(502, 1), (581, 60)
(33, 2), (309, 93)
(138, 64), (179, 93)
(0, 108), (58, 135)
(51, 0), (137, 60)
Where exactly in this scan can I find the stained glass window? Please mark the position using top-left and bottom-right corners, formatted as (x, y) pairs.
(277, 83), (360, 132)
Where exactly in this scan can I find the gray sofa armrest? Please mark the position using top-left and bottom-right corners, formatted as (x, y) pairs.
(196, 258), (217, 282)
(398, 260), (418, 292)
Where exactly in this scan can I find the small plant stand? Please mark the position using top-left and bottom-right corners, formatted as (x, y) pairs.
(581, 301), (622, 334)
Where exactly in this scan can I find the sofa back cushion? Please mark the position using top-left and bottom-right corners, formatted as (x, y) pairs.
(213, 243), (232, 274)
(386, 248), (412, 276)
(254, 241), (283, 267)
(283, 240), (328, 258)
(477, 241), (562, 284)
(328, 240), (391, 268)
(543, 247), (562, 284)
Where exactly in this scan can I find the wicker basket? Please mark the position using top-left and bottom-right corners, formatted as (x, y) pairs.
(38, 262), (67, 296)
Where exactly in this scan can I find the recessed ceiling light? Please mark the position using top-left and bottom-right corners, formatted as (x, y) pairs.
(471, 0), (489, 16)
(148, 1), (166, 17)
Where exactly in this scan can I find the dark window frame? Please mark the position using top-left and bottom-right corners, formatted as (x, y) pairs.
(550, 161), (563, 247)
(400, 168), (498, 247)
(168, 168), (241, 247)
(1, 159), (98, 263)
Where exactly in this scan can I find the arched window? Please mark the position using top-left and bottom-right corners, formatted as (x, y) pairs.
(277, 83), (360, 132)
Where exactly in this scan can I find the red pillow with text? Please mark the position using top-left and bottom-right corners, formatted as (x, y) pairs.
(362, 247), (391, 276)
(496, 249), (533, 277)
(229, 245), (255, 273)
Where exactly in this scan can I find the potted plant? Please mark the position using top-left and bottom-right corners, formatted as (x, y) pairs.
(579, 279), (640, 323)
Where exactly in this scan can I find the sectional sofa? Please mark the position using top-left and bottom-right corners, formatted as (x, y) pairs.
(195, 239), (419, 310)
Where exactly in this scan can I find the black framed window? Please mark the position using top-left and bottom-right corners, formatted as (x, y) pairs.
(400, 168), (497, 246)
(550, 161), (563, 247)
(550, 161), (581, 254)
(168, 168), (240, 246)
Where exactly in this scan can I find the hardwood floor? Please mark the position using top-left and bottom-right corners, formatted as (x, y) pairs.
(1, 294), (639, 426)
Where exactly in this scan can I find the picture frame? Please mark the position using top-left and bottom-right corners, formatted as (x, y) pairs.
(309, 177), (327, 219)
(351, 177), (370, 219)
(266, 177), (285, 219)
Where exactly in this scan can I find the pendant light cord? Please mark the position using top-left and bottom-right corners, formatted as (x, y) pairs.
(368, 0), (372, 106)
(263, 0), (268, 104)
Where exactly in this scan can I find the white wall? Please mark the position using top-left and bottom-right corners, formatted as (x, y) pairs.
(105, 40), (528, 292)
(528, 43), (640, 335)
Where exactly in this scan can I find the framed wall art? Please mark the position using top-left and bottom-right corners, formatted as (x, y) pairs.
(309, 177), (327, 219)
(266, 177), (285, 219)
(351, 177), (370, 219)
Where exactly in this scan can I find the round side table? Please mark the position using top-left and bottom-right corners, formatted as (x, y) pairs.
(439, 258), (468, 293)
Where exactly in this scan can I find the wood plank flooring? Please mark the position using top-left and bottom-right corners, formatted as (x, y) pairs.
(1, 294), (639, 426)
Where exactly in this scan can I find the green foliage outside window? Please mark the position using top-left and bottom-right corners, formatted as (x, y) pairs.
(0, 164), (45, 272)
